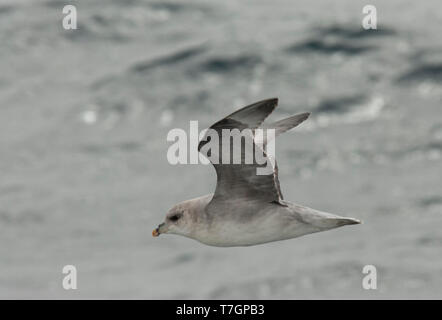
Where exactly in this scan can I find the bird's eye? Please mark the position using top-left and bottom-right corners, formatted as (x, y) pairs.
(169, 213), (182, 222)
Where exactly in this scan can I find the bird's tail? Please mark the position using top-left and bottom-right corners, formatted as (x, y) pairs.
(307, 215), (361, 229)
(330, 217), (362, 227)
(292, 203), (361, 230)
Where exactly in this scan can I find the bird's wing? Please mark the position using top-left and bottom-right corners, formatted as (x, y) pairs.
(198, 98), (284, 212)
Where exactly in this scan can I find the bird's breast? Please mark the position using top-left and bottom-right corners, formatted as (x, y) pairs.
(192, 210), (306, 247)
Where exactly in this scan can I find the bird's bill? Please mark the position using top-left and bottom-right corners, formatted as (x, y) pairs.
(152, 223), (166, 237)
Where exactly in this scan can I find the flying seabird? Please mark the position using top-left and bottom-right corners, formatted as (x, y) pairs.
(153, 98), (360, 247)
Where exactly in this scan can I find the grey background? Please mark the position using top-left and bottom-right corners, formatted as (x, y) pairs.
(0, 0), (441, 298)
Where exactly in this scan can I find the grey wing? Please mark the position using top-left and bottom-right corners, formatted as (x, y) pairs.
(198, 98), (285, 213)
(265, 112), (310, 137)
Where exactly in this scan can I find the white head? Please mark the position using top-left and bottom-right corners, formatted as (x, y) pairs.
(152, 200), (199, 238)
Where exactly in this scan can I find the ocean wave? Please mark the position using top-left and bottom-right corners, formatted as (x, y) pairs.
(149, 1), (211, 14)
(397, 63), (442, 84)
(59, 1), (186, 43)
(417, 196), (442, 208)
(286, 24), (395, 56)
(130, 44), (208, 73)
(317, 24), (396, 39)
(314, 95), (367, 113)
(304, 95), (385, 129)
(286, 39), (374, 55)
(192, 54), (262, 74)
(0, 5), (14, 14)
(0, 209), (45, 225)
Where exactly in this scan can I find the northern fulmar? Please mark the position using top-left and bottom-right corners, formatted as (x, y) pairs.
(153, 98), (360, 247)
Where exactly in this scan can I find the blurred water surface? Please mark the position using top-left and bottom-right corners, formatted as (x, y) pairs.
(0, 0), (441, 298)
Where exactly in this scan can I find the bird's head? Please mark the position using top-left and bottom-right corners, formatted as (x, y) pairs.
(152, 202), (195, 238)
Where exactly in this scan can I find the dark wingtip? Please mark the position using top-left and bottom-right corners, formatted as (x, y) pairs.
(225, 97), (280, 128)
(295, 112), (311, 124)
(255, 97), (279, 110)
(295, 112), (311, 122)
(261, 97), (279, 109)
